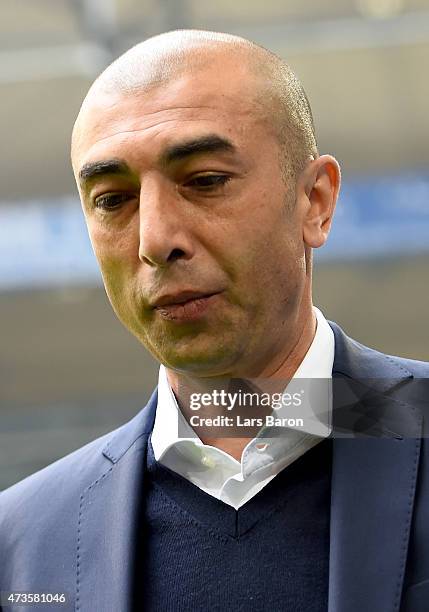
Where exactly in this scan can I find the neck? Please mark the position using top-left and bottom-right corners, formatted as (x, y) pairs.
(166, 306), (317, 462)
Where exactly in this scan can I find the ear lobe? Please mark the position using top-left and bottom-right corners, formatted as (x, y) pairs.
(301, 155), (341, 249)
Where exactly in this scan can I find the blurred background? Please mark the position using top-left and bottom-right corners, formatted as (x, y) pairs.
(1, 0), (428, 489)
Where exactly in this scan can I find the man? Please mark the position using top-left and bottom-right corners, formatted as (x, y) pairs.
(1, 30), (428, 612)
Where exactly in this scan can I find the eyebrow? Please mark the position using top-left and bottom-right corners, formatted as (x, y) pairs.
(78, 159), (131, 184)
(160, 134), (236, 165)
(78, 134), (236, 185)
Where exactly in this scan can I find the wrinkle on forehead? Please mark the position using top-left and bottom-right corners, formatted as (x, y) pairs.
(72, 72), (262, 167)
(78, 115), (212, 157)
(73, 102), (263, 175)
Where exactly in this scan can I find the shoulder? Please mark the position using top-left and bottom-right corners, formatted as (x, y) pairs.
(353, 336), (428, 377)
(0, 428), (112, 587)
(328, 319), (429, 379)
(0, 390), (157, 590)
(386, 353), (429, 377)
(0, 395), (156, 586)
(0, 429), (112, 525)
(0, 392), (155, 530)
(0, 389), (157, 510)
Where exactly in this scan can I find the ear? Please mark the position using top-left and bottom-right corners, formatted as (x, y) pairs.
(297, 155), (341, 249)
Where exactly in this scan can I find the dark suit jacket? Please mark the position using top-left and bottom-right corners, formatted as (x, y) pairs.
(1, 321), (428, 612)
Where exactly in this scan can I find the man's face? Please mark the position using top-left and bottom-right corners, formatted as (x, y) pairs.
(73, 63), (309, 378)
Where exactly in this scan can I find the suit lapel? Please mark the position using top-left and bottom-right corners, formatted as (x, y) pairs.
(328, 322), (423, 612)
(75, 390), (157, 612)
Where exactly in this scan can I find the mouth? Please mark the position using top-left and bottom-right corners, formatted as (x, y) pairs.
(153, 291), (221, 322)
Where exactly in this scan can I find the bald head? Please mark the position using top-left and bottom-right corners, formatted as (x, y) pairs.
(72, 30), (318, 183)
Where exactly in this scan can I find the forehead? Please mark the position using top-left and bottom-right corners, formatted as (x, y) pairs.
(72, 68), (269, 170)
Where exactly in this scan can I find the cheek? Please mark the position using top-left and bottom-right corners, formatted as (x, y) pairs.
(250, 225), (306, 309)
(86, 224), (139, 314)
(88, 220), (138, 274)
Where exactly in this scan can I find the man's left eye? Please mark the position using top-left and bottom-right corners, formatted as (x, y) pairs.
(94, 193), (132, 211)
(185, 174), (230, 189)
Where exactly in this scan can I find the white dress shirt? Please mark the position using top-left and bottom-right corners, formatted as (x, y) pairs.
(151, 307), (334, 509)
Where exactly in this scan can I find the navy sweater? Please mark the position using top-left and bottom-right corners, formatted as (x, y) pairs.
(135, 437), (332, 612)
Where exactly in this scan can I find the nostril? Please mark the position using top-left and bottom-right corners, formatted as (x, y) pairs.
(167, 248), (185, 262)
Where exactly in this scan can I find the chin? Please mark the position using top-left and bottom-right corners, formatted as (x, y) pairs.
(157, 342), (241, 377)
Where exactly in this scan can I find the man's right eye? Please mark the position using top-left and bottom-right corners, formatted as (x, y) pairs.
(94, 193), (133, 211)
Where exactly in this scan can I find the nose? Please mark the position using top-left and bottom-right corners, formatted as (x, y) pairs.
(138, 179), (194, 267)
